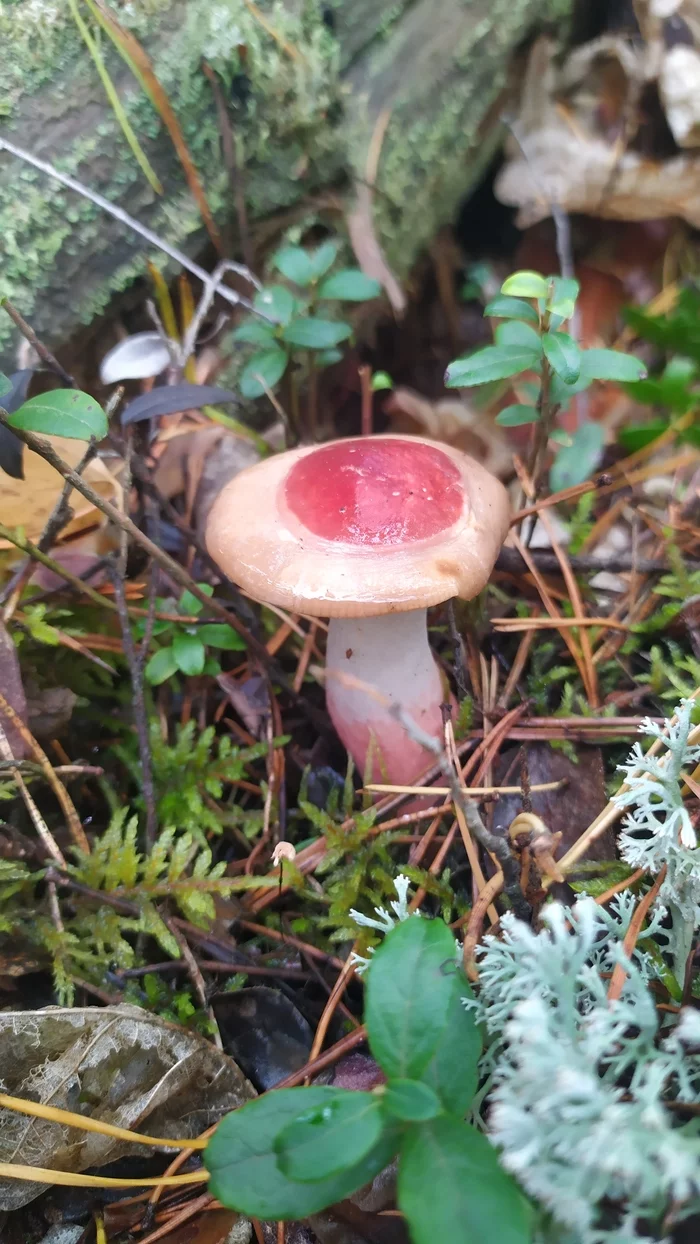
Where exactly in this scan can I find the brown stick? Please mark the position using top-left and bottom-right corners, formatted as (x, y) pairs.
(0, 411), (269, 664)
(0, 689), (89, 851)
(607, 867), (667, 1003)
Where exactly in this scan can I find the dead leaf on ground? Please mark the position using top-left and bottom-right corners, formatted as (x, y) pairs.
(495, 36), (700, 229)
(491, 744), (614, 881)
(0, 1005), (254, 1210)
(213, 986), (313, 1091)
(0, 438), (121, 548)
(347, 184), (406, 316)
(384, 387), (512, 478)
(152, 425), (261, 536)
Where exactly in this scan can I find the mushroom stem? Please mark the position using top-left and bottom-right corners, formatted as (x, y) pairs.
(326, 610), (446, 786)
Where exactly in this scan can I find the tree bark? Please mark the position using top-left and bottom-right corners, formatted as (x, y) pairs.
(0, 0), (573, 367)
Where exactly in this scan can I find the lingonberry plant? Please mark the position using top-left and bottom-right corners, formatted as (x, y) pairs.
(444, 270), (646, 490)
(205, 913), (532, 1244)
(231, 241), (381, 402)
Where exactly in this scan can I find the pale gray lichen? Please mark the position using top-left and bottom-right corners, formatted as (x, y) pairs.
(349, 872), (413, 972)
(474, 898), (700, 1244)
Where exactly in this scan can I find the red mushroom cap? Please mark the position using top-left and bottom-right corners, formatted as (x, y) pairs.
(205, 434), (510, 617)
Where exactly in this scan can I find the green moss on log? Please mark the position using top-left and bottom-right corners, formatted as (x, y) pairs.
(0, 0), (572, 365)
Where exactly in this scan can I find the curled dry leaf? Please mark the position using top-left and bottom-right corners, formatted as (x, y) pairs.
(0, 437), (121, 547)
(100, 332), (174, 384)
(347, 184), (406, 316)
(384, 386), (512, 478)
(152, 425), (261, 537)
(0, 1005), (254, 1210)
(495, 36), (700, 229)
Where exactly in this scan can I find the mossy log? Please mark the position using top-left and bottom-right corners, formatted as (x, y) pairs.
(0, 0), (572, 367)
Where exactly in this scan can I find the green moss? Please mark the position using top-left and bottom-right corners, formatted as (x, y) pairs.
(0, 0), (344, 359)
(344, 0), (573, 273)
(0, 0), (572, 363)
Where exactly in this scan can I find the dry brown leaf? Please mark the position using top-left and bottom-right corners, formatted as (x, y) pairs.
(0, 1005), (254, 1210)
(384, 387), (512, 478)
(347, 184), (406, 315)
(152, 425), (261, 537)
(496, 36), (700, 228)
(0, 439), (121, 547)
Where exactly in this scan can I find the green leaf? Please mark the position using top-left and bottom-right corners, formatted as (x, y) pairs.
(549, 369), (592, 408)
(495, 404), (540, 427)
(239, 347), (289, 399)
(254, 285), (297, 326)
(144, 646), (179, 686)
(179, 584), (212, 616)
(581, 348), (647, 383)
(383, 1080), (441, 1122)
(198, 623), (247, 651)
(549, 421), (605, 492)
(281, 318), (352, 349)
(484, 296), (539, 325)
(8, 389), (107, 440)
(0, 373), (11, 400)
(618, 419), (670, 454)
(274, 1090), (385, 1182)
(317, 270), (381, 301)
(501, 270), (549, 299)
(273, 246), (316, 286)
(231, 320), (277, 346)
(418, 972), (482, 1116)
(172, 631), (206, 676)
(371, 371), (393, 391)
(446, 345), (541, 388)
(308, 241), (339, 280)
(681, 423), (700, 449)
(494, 321), (542, 351)
(399, 1117), (533, 1244)
(549, 429), (573, 448)
(365, 916), (458, 1080)
(206, 1088), (399, 1220)
(548, 276), (579, 320)
(542, 331), (581, 384)
(316, 348), (343, 367)
(624, 356), (696, 414)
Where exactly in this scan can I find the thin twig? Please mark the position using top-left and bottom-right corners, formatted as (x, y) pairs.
(0, 722), (66, 865)
(0, 411), (270, 663)
(0, 689), (89, 852)
(1, 298), (74, 385)
(307, 947), (358, 1067)
(329, 668), (529, 921)
(607, 867), (667, 1002)
(446, 598), (468, 701)
(0, 137), (260, 315)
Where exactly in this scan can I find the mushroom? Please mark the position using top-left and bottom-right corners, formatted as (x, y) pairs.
(206, 434), (509, 787)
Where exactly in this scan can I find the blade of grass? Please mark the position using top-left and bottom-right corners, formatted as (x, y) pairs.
(85, 0), (222, 252)
(68, 0), (162, 194)
(0, 1093), (207, 1150)
(147, 260), (179, 342)
(178, 274), (198, 382)
(0, 1163), (206, 1189)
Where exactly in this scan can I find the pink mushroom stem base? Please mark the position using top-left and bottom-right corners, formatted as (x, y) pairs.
(325, 610), (445, 787)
